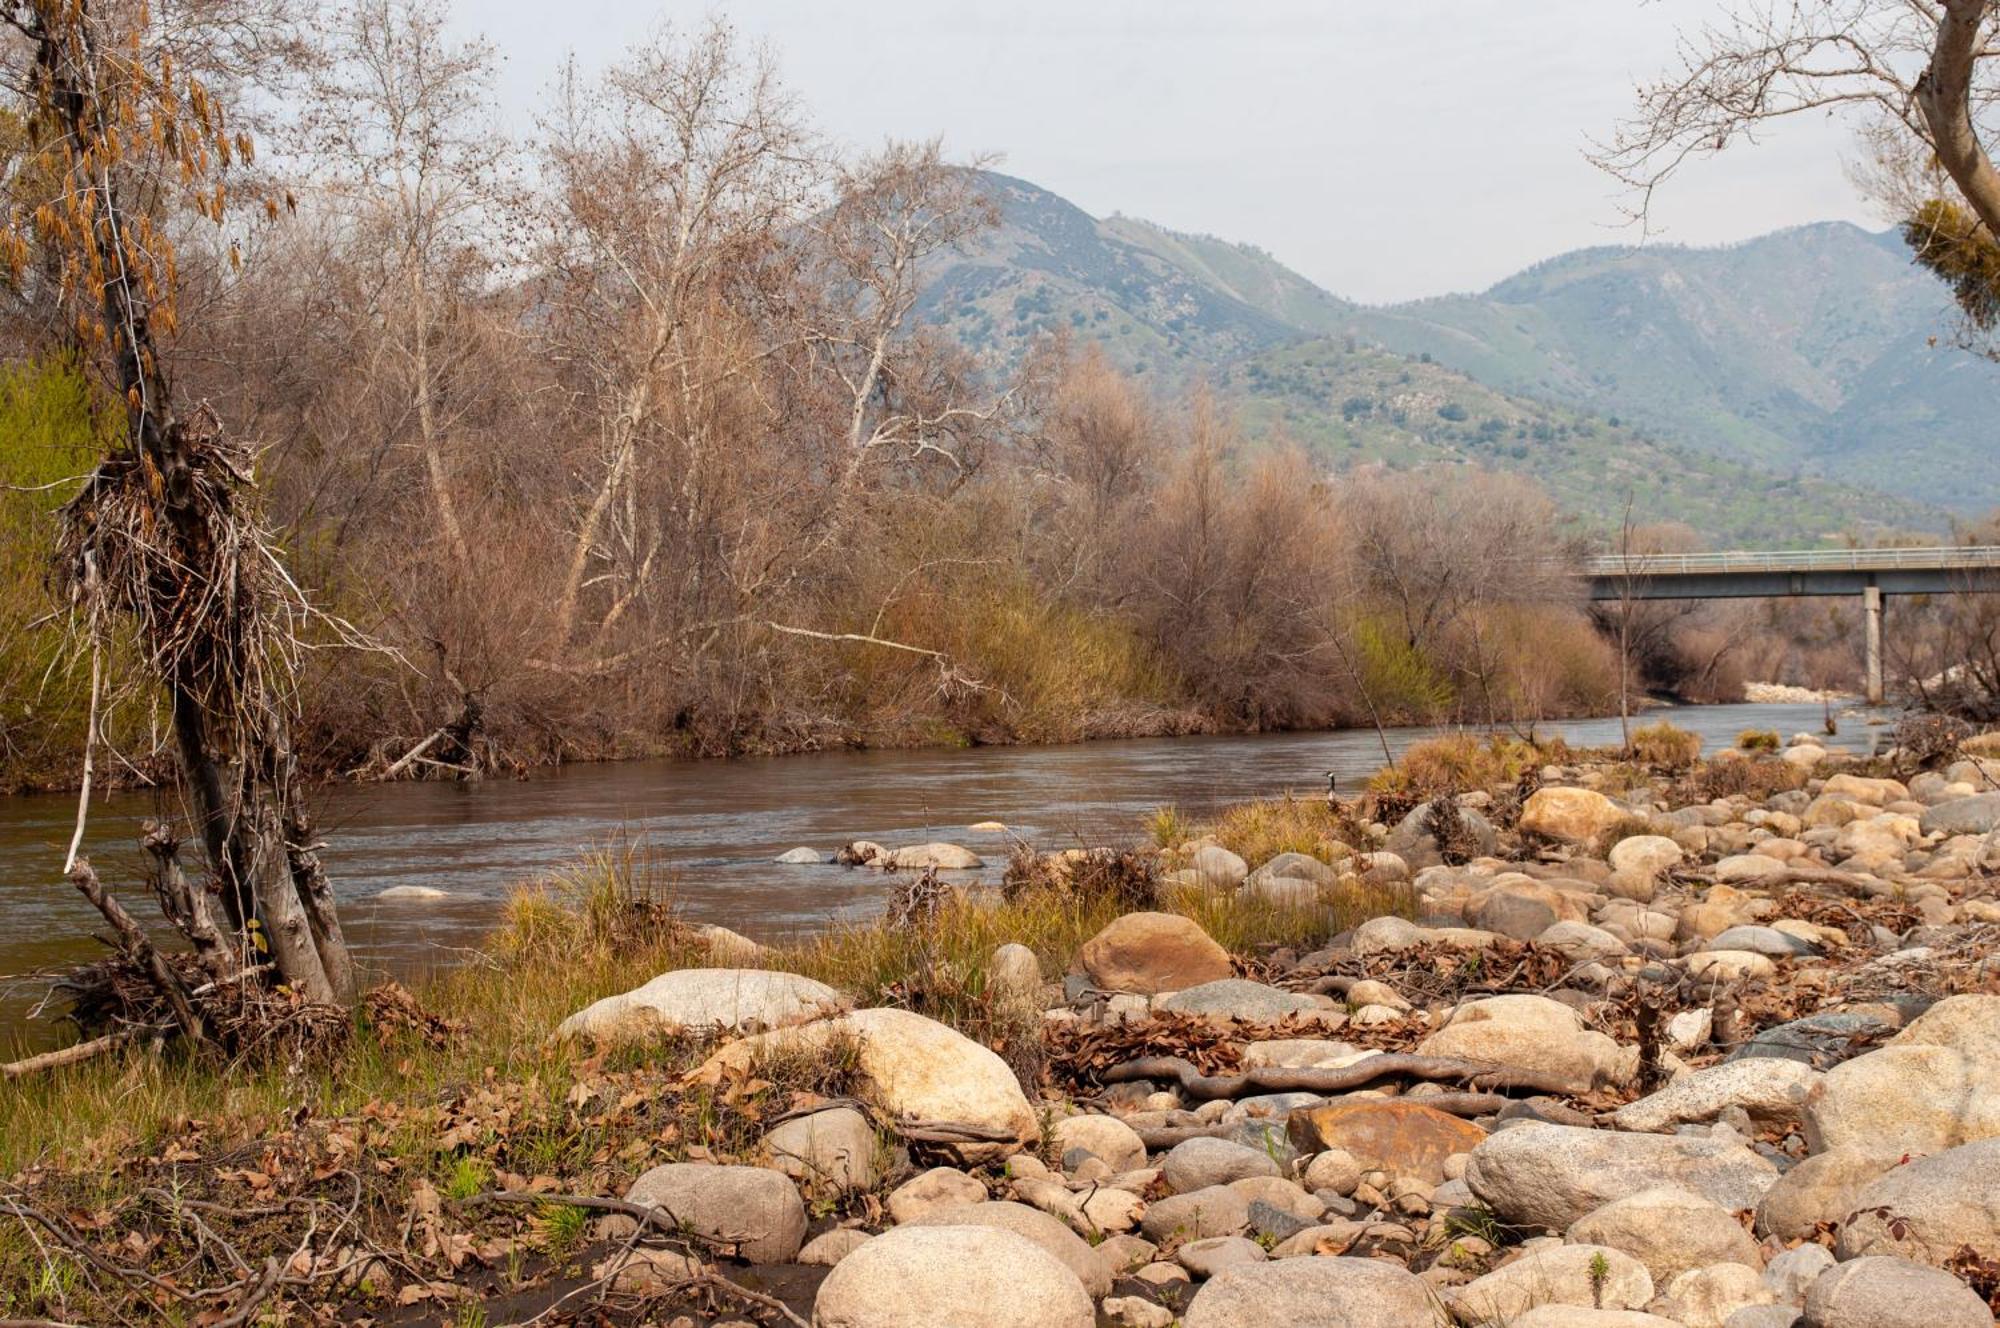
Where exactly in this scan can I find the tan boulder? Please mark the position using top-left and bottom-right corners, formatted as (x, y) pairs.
(1076, 911), (1233, 995)
(1285, 1099), (1486, 1183)
(695, 1008), (1037, 1161)
(1521, 787), (1631, 845)
(1823, 773), (1909, 807)
(1417, 993), (1637, 1094)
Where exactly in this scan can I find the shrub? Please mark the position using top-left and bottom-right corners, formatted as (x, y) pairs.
(1684, 756), (1809, 802)
(1736, 729), (1781, 751)
(1368, 733), (1543, 801)
(1629, 720), (1702, 770)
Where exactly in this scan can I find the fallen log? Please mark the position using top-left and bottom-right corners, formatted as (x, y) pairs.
(1100, 1054), (1579, 1102)
(0, 1030), (133, 1080)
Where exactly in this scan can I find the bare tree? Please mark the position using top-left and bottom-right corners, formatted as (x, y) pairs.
(297, 0), (508, 570)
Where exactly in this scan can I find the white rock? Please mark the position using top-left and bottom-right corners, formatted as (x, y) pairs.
(813, 1224), (1093, 1328)
(556, 968), (847, 1046)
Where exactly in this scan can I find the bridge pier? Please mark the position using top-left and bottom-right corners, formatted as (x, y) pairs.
(1864, 584), (1883, 706)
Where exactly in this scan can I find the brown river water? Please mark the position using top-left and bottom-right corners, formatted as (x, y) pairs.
(0, 702), (1878, 1046)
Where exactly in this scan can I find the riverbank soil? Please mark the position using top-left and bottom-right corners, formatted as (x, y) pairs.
(6, 724), (2000, 1326)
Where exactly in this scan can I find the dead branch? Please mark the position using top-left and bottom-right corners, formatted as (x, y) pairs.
(1099, 1053), (1583, 1102)
(65, 858), (207, 1047)
(0, 1031), (131, 1081)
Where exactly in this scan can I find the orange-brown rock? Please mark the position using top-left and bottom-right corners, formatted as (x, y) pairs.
(1285, 1099), (1487, 1182)
(1075, 911), (1233, 996)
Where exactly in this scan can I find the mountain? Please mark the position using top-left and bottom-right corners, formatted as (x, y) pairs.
(1350, 222), (2000, 511)
(918, 173), (1967, 540)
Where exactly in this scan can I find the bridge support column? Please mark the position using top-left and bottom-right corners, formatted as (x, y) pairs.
(1864, 584), (1883, 705)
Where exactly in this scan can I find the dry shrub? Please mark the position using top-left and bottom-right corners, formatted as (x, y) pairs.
(1002, 844), (1160, 911)
(1737, 729), (1781, 751)
(1629, 720), (1702, 770)
(1368, 733), (1544, 801)
(1684, 756), (1809, 802)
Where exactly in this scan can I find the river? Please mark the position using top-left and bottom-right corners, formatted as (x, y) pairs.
(0, 702), (1879, 1043)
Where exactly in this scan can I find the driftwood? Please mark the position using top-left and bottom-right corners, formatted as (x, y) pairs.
(1101, 1054), (1581, 1102)
(0, 1031), (133, 1081)
(67, 857), (207, 1046)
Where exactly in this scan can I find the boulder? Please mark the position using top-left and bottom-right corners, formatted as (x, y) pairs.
(1155, 979), (1320, 1021)
(1888, 993), (2000, 1061)
(1182, 1255), (1439, 1328)
(1822, 774), (1908, 807)
(1075, 912), (1233, 996)
(1611, 1059), (1821, 1133)
(1726, 1011), (1901, 1070)
(1609, 834), (1685, 898)
(886, 1167), (986, 1224)
(1162, 1137), (1281, 1192)
(761, 1106), (881, 1195)
(1654, 1262), (1776, 1328)
(1286, 1099), (1485, 1183)
(798, 1228), (871, 1266)
(556, 968), (847, 1046)
(622, 1163), (806, 1263)
(1704, 925), (1815, 957)
(907, 1201), (1111, 1298)
(1049, 1113), (1147, 1173)
(1921, 793), (2000, 837)
(695, 1008), (1038, 1161)
(1567, 1187), (1764, 1284)
(1176, 1235), (1266, 1278)
(775, 846), (824, 864)
(1753, 1147), (1901, 1241)
(987, 943), (1042, 1008)
(1387, 801), (1498, 868)
(1837, 1138), (2000, 1264)
(1465, 1122), (1780, 1231)
(1191, 844), (1250, 889)
(1508, 1313), (1689, 1328)
(1764, 1242), (1835, 1303)
(1140, 1185), (1250, 1242)
(813, 1224), (1093, 1328)
(1417, 994), (1638, 1094)
(1521, 786), (1631, 845)
(1802, 1255), (1995, 1328)
(1453, 1244), (1654, 1321)
(882, 842), (983, 870)
(1802, 1044), (2000, 1154)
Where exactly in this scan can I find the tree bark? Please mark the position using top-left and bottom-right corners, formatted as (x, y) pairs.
(1918, 1), (2000, 239)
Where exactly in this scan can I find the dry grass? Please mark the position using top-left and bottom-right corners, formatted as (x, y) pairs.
(0, 836), (1411, 1186)
(1367, 733), (1546, 801)
(1629, 720), (1703, 770)
(1207, 794), (1359, 867)
(1736, 728), (1781, 751)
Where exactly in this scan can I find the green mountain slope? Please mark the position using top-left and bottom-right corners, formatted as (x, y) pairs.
(1351, 223), (2000, 510)
(1223, 339), (1938, 545)
(919, 174), (1969, 540)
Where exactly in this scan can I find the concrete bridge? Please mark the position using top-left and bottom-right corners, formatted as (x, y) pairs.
(1583, 546), (2000, 706)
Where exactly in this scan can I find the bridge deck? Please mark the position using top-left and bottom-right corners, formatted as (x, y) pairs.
(1584, 546), (2000, 601)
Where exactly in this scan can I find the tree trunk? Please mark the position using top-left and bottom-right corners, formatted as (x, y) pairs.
(1919, 1), (2000, 240)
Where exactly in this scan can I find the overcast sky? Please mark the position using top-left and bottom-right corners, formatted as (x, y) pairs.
(455, 1), (1879, 304)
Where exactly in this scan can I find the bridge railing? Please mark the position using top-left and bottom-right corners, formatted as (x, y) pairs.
(1583, 546), (2000, 578)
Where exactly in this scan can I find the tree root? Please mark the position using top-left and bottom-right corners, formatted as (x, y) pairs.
(1100, 1053), (1579, 1102)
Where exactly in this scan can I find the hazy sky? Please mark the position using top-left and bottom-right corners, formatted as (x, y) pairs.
(456, 1), (1878, 304)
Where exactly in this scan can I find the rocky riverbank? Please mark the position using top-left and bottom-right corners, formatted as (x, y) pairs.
(8, 727), (2000, 1326)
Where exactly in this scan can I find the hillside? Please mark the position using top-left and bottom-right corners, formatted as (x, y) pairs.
(1352, 223), (2000, 511)
(919, 173), (1975, 539)
(1223, 339), (1938, 545)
